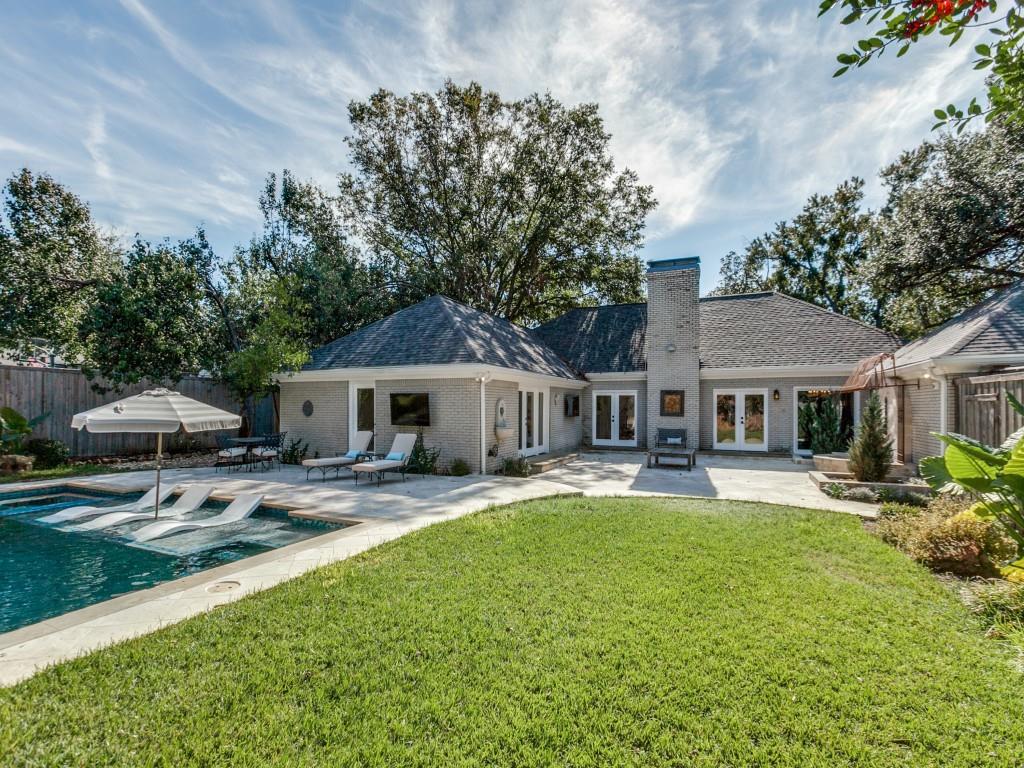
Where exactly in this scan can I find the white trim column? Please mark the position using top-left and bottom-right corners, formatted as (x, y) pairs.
(476, 372), (491, 474)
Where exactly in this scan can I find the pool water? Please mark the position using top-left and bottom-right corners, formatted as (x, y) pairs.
(0, 485), (343, 634)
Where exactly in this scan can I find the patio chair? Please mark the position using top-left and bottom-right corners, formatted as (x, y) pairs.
(215, 433), (247, 472)
(647, 428), (697, 470)
(73, 484), (214, 531)
(351, 433), (418, 486)
(253, 432), (286, 472)
(38, 484), (177, 524)
(131, 493), (263, 543)
(301, 431), (374, 481)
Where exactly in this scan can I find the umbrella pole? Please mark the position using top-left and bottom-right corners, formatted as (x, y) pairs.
(155, 432), (162, 519)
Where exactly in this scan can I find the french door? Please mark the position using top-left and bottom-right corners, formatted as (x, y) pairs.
(592, 391), (638, 447)
(713, 389), (768, 451)
(518, 388), (548, 457)
(349, 382), (375, 452)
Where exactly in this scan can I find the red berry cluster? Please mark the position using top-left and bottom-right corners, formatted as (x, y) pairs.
(903, 0), (987, 37)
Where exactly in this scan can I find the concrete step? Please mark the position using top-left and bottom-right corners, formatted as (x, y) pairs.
(527, 452), (578, 474)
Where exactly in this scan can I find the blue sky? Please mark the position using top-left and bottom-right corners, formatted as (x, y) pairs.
(0, 0), (985, 293)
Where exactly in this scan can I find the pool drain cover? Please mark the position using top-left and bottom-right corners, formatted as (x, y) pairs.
(207, 580), (241, 594)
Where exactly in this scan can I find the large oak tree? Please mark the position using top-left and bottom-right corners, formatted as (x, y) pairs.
(338, 81), (657, 326)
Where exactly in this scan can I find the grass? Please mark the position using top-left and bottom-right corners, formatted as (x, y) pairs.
(2, 497), (1022, 766)
(0, 463), (125, 484)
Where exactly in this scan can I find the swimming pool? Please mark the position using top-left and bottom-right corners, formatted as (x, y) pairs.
(0, 485), (345, 634)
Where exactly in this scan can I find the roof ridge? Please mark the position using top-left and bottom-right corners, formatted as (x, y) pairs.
(699, 291), (775, 302)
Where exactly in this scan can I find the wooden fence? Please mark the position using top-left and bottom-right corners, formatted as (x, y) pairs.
(955, 371), (1024, 447)
(0, 365), (275, 457)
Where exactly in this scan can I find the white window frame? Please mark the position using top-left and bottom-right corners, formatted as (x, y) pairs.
(712, 388), (770, 452)
(518, 387), (550, 457)
(591, 390), (639, 448)
(348, 380), (375, 449)
(792, 386), (861, 456)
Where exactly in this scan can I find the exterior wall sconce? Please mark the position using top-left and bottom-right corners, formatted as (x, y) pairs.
(772, 389), (780, 401)
(666, 343), (676, 353)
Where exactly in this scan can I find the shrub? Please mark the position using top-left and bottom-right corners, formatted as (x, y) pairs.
(798, 397), (846, 454)
(502, 457), (531, 478)
(878, 501), (921, 520)
(449, 458), (471, 477)
(844, 487), (879, 503)
(823, 482), (847, 499)
(24, 438), (69, 470)
(407, 430), (441, 475)
(281, 438), (308, 465)
(876, 496), (1016, 577)
(848, 392), (892, 482)
(960, 579), (1024, 643)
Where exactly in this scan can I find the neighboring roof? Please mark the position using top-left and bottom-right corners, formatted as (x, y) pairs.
(304, 295), (582, 380)
(531, 304), (648, 374)
(533, 292), (901, 373)
(894, 282), (1024, 369)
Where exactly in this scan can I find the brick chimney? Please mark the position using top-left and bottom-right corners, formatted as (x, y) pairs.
(645, 257), (701, 449)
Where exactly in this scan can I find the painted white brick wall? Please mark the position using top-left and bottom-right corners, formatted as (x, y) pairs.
(279, 380), (348, 458)
(549, 386), (584, 452)
(905, 378), (955, 464)
(699, 376), (848, 453)
(645, 261), (700, 449)
(581, 380), (648, 448)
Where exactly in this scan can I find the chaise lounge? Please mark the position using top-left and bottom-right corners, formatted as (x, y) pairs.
(301, 431), (374, 481)
(38, 484), (177, 524)
(131, 493), (263, 543)
(351, 433), (417, 486)
(71, 485), (214, 531)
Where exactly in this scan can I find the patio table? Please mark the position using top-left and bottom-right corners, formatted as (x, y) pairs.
(228, 436), (269, 471)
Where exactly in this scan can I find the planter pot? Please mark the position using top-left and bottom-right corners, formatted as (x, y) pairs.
(494, 426), (514, 442)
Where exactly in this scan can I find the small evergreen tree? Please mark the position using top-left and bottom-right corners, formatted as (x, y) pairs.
(848, 392), (893, 482)
(798, 396), (846, 455)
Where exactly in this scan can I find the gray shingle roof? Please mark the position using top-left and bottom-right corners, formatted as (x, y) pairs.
(531, 304), (648, 374)
(533, 292), (901, 373)
(894, 282), (1024, 369)
(304, 295), (582, 380)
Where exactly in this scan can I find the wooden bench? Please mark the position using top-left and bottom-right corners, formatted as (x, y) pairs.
(647, 428), (697, 471)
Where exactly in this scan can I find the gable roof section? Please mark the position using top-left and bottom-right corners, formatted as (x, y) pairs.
(894, 282), (1024, 369)
(699, 292), (901, 369)
(533, 292), (901, 373)
(531, 304), (648, 374)
(304, 295), (582, 380)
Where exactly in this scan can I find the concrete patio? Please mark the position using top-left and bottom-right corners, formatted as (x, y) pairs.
(0, 453), (869, 685)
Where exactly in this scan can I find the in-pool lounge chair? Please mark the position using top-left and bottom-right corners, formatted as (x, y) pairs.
(38, 484), (177, 525)
(72, 485), (215, 531)
(302, 431), (374, 482)
(351, 433), (417, 486)
(131, 493), (263, 543)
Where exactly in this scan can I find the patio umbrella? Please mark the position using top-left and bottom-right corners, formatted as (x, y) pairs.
(71, 388), (242, 518)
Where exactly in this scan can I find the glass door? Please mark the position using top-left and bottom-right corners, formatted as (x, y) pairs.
(714, 389), (768, 451)
(518, 388), (548, 457)
(592, 391), (638, 447)
(350, 382), (375, 452)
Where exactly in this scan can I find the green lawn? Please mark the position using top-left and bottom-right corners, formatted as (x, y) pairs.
(2, 497), (1022, 766)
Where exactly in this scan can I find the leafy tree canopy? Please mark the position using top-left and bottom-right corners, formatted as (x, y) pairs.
(339, 80), (656, 326)
(821, 0), (1024, 129)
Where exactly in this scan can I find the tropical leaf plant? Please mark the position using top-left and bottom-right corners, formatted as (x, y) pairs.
(0, 406), (49, 455)
(921, 392), (1024, 561)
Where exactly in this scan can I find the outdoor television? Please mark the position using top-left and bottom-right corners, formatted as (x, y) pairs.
(390, 393), (431, 427)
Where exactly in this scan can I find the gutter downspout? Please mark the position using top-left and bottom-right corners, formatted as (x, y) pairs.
(937, 372), (949, 454)
(476, 372), (492, 474)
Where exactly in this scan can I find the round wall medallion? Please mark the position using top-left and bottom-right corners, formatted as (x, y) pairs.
(302, 400), (314, 417)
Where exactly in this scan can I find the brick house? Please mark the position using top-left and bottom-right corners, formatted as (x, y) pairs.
(279, 256), (903, 473)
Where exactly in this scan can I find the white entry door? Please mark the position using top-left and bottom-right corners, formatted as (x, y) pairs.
(349, 382), (375, 452)
(713, 389), (768, 451)
(518, 388), (548, 457)
(592, 391), (638, 447)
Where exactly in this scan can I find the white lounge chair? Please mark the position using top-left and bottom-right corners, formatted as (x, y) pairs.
(131, 493), (263, 543)
(351, 433), (418, 486)
(72, 485), (214, 532)
(38, 484), (176, 524)
(302, 431), (374, 481)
